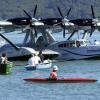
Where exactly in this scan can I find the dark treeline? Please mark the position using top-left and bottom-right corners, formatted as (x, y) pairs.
(0, 0), (100, 19)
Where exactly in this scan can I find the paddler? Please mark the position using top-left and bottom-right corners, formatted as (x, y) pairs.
(49, 65), (58, 79)
(28, 53), (36, 66)
(0, 53), (9, 64)
(28, 52), (41, 66)
(38, 51), (44, 62)
(34, 53), (41, 65)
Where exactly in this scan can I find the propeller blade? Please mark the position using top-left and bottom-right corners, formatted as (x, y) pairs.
(33, 25), (37, 37)
(23, 32), (30, 43)
(23, 9), (32, 19)
(90, 31), (92, 37)
(82, 30), (87, 39)
(57, 7), (64, 18)
(33, 4), (37, 17)
(0, 33), (19, 51)
(67, 8), (71, 17)
(63, 25), (66, 38)
(91, 5), (95, 18)
(90, 26), (95, 37)
(67, 30), (76, 40)
(22, 25), (30, 32)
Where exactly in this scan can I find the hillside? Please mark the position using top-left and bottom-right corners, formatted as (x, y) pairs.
(0, 0), (100, 19)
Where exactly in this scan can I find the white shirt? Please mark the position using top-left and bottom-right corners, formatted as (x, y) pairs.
(34, 56), (41, 65)
(0, 56), (7, 64)
(28, 57), (35, 66)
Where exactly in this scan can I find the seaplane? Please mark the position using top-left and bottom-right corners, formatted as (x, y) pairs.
(0, 5), (75, 60)
(0, 5), (100, 60)
(16, 5), (100, 60)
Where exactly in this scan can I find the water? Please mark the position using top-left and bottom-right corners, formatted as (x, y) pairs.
(0, 32), (100, 100)
(0, 60), (100, 100)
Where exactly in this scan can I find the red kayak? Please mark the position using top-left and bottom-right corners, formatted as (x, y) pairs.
(23, 77), (97, 83)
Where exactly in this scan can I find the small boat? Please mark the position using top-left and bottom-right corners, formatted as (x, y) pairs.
(0, 62), (13, 75)
(25, 60), (52, 70)
(23, 77), (97, 83)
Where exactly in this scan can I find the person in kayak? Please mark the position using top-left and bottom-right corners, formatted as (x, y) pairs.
(0, 53), (9, 64)
(28, 53), (41, 66)
(38, 51), (44, 62)
(34, 53), (41, 65)
(49, 65), (58, 79)
(28, 53), (36, 66)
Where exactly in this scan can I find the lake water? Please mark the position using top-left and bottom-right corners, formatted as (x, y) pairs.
(0, 60), (100, 100)
(0, 32), (100, 100)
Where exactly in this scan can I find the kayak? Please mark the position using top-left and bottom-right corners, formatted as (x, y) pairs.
(0, 62), (13, 75)
(25, 60), (52, 70)
(23, 77), (97, 83)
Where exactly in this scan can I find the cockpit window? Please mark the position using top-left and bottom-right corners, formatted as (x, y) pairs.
(58, 42), (76, 48)
(58, 44), (64, 47)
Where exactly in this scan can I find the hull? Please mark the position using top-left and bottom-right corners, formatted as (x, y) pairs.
(47, 45), (100, 60)
(25, 62), (52, 70)
(23, 77), (97, 83)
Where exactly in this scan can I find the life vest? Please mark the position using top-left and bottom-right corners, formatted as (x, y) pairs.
(49, 71), (57, 79)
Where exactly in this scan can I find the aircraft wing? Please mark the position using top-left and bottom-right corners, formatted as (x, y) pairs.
(0, 20), (25, 33)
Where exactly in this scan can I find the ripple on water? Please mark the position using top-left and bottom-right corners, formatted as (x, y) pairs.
(0, 60), (100, 100)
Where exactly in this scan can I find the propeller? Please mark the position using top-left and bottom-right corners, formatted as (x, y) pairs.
(57, 7), (73, 38)
(67, 8), (71, 17)
(91, 5), (95, 19)
(23, 5), (38, 37)
(33, 4), (37, 17)
(57, 7), (64, 18)
(67, 30), (76, 40)
(90, 26), (95, 37)
(57, 7), (66, 38)
(23, 9), (32, 20)
(90, 5), (100, 36)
